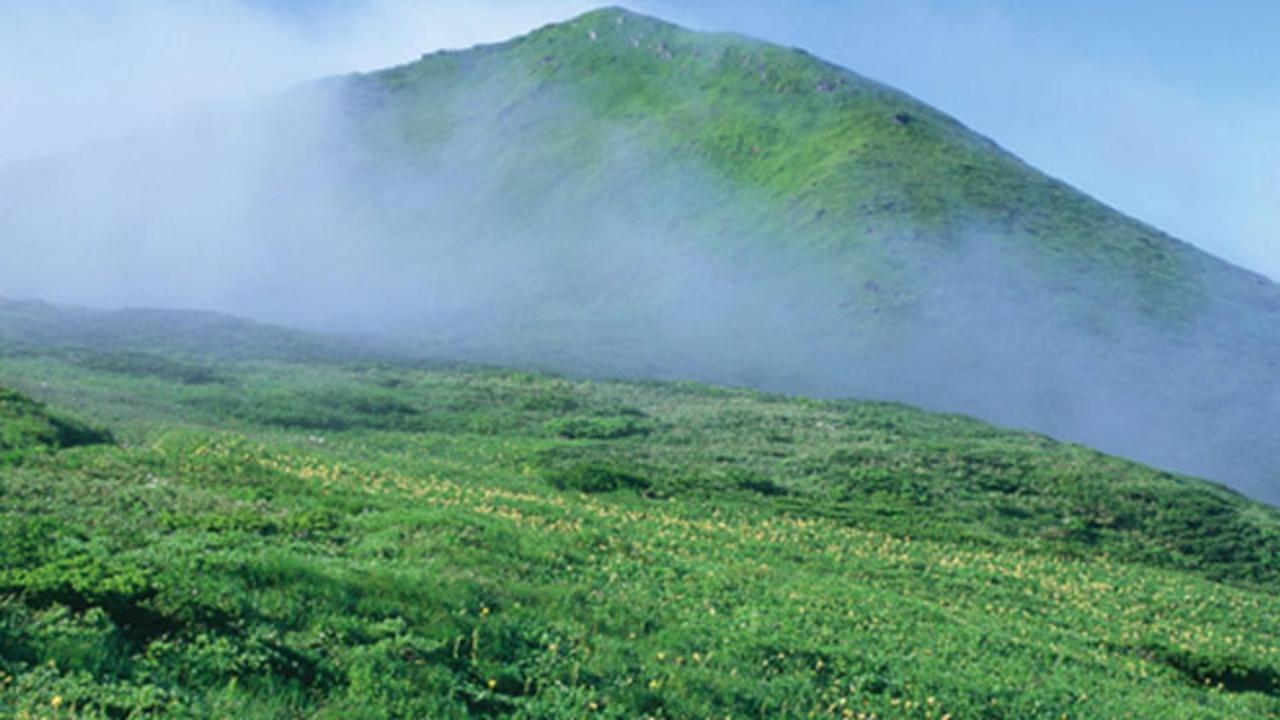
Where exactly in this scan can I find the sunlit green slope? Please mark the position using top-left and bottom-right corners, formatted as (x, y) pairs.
(354, 6), (1225, 307)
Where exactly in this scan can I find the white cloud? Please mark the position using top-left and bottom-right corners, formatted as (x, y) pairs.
(0, 0), (592, 163)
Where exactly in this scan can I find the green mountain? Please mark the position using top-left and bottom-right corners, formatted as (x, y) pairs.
(1, 304), (1278, 717)
(333, 6), (1280, 501)
(1, 6), (1277, 504)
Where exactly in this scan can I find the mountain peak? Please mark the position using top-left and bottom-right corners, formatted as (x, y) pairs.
(567, 5), (672, 28)
(522, 4), (684, 49)
(575, 5), (647, 20)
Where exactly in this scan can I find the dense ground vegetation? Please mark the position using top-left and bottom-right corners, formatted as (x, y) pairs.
(1, 310), (1277, 718)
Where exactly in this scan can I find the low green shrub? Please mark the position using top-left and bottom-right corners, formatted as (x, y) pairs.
(548, 463), (651, 493)
(545, 416), (650, 440)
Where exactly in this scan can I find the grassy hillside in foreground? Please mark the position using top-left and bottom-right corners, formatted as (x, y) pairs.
(1, 314), (1278, 718)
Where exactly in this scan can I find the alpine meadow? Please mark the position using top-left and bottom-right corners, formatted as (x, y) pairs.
(1, 5), (1278, 719)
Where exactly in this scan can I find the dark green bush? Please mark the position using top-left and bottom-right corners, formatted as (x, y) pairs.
(549, 463), (651, 493)
(187, 387), (423, 432)
(731, 470), (790, 496)
(545, 415), (650, 440)
(75, 351), (223, 385)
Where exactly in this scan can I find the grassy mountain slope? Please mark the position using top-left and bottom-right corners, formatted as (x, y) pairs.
(344, 4), (1280, 323)
(360, 7), (1209, 299)
(328, 6), (1280, 501)
(1, 306), (1279, 717)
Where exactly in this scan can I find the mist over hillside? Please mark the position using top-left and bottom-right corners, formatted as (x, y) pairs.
(1, 8), (1277, 503)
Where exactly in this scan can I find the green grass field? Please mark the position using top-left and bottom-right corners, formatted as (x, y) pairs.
(1, 310), (1278, 718)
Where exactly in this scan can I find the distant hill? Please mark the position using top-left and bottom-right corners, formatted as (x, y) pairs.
(1, 7), (1276, 502)
(0, 297), (367, 363)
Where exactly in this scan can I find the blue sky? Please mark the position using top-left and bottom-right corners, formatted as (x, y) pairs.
(2, 0), (1275, 278)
